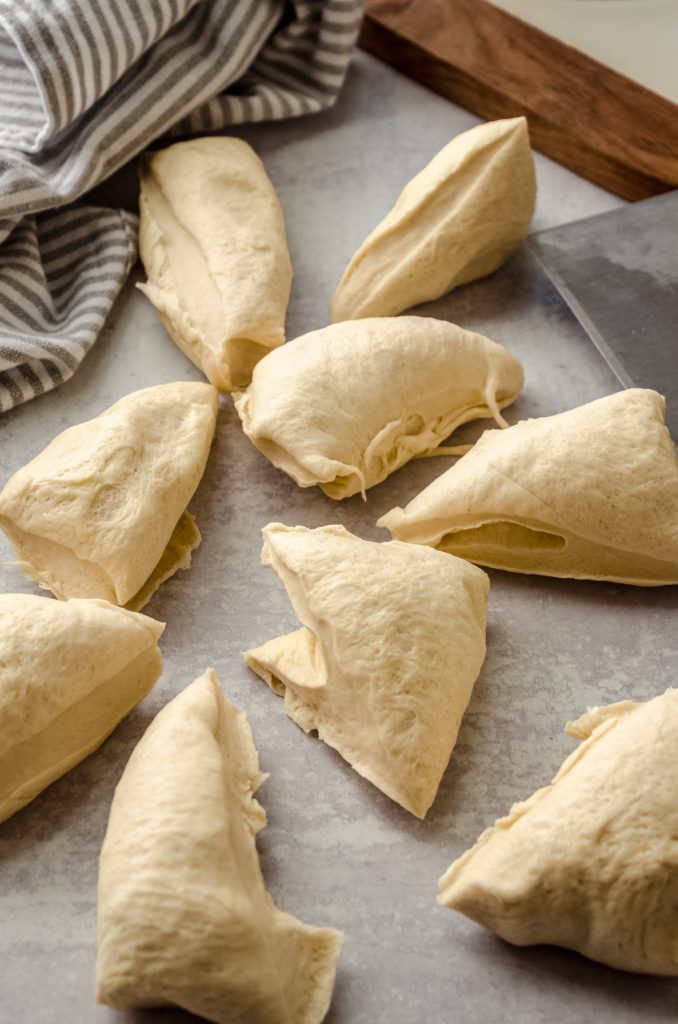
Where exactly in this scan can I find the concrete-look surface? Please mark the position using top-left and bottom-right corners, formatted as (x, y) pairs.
(1, 50), (677, 1024)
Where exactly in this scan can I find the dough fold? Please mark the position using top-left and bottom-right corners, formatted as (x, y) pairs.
(331, 117), (536, 321)
(245, 524), (489, 818)
(96, 668), (343, 1024)
(0, 595), (163, 823)
(438, 689), (678, 975)
(139, 137), (292, 391)
(0, 381), (218, 607)
(234, 316), (523, 500)
(379, 389), (678, 585)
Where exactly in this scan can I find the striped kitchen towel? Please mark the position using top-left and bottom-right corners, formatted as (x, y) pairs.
(0, 0), (362, 412)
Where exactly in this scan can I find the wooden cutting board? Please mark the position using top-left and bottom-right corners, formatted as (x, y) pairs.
(359, 0), (678, 200)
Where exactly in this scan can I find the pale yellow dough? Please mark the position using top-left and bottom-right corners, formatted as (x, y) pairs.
(379, 388), (678, 585)
(234, 316), (523, 500)
(331, 117), (536, 321)
(96, 668), (343, 1024)
(439, 689), (678, 975)
(245, 524), (489, 818)
(0, 381), (218, 607)
(0, 595), (163, 823)
(139, 136), (292, 391)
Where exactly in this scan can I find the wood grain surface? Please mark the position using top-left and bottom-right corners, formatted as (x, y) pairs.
(360, 0), (678, 200)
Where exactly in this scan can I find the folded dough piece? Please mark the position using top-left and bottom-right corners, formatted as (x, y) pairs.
(331, 117), (536, 321)
(380, 388), (678, 585)
(234, 316), (523, 500)
(245, 524), (489, 818)
(138, 137), (292, 391)
(439, 689), (678, 975)
(0, 381), (218, 608)
(0, 594), (163, 824)
(96, 668), (343, 1024)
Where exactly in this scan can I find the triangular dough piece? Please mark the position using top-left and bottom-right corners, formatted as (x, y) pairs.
(0, 381), (218, 607)
(138, 137), (292, 391)
(331, 117), (536, 321)
(245, 524), (489, 818)
(234, 316), (523, 500)
(380, 389), (678, 585)
(0, 595), (163, 823)
(439, 689), (678, 975)
(96, 668), (343, 1024)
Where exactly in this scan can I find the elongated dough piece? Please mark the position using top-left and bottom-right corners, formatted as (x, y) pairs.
(0, 595), (163, 823)
(245, 524), (488, 818)
(331, 117), (536, 321)
(139, 137), (292, 391)
(439, 689), (678, 975)
(0, 382), (218, 608)
(234, 316), (523, 500)
(380, 389), (678, 585)
(96, 668), (343, 1024)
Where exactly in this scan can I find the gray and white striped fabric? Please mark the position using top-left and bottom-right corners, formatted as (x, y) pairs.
(0, 207), (137, 408)
(0, 0), (362, 412)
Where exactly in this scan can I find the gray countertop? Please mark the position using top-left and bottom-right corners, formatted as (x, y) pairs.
(2, 50), (677, 1024)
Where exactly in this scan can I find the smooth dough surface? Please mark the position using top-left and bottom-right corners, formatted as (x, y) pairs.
(0, 381), (218, 606)
(379, 389), (678, 585)
(439, 689), (678, 975)
(96, 668), (343, 1024)
(234, 316), (523, 500)
(139, 136), (292, 391)
(0, 595), (163, 823)
(331, 117), (536, 321)
(245, 524), (489, 818)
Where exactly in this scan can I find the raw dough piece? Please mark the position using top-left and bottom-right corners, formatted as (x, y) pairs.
(379, 389), (678, 585)
(0, 381), (218, 607)
(96, 668), (343, 1023)
(439, 689), (678, 975)
(0, 595), (163, 823)
(139, 137), (292, 391)
(234, 316), (523, 500)
(331, 117), (536, 321)
(245, 524), (489, 818)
